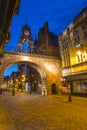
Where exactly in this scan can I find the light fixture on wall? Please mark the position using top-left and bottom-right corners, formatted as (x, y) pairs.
(76, 51), (86, 62)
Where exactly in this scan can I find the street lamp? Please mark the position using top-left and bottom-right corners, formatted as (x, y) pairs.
(76, 50), (86, 62)
(21, 74), (26, 92)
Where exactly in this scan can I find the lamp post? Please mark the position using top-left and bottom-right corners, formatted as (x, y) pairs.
(21, 74), (26, 92)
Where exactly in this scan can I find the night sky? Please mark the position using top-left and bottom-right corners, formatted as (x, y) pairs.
(4, 0), (87, 76)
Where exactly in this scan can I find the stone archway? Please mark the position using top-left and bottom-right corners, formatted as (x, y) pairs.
(0, 52), (62, 95)
(3, 62), (47, 95)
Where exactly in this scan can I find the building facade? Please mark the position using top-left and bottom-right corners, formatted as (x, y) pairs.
(59, 7), (87, 95)
(0, 0), (21, 56)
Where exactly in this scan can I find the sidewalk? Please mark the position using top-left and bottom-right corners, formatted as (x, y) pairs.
(0, 100), (11, 130)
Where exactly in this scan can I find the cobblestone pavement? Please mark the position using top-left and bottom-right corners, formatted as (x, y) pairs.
(0, 100), (11, 130)
(0, 92), (87, 130)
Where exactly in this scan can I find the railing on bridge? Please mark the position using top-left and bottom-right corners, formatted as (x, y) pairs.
(4, 45), (60, 57)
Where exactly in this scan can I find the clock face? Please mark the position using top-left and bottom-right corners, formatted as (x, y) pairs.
(24, 30), (30, 36)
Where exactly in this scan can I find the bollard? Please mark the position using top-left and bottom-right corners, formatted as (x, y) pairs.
(0, 89), (2, 95)
(68, 93), (72, 102)
(43, 90), (45, 96)
(12, 88), (15, 96)
(29, 88), (31, 94)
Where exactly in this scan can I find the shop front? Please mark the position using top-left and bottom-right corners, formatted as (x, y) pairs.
(67, 73), (87, 96)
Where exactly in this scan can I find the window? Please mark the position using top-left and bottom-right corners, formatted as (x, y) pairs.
(62, 37), (68, 51)
(84, 31), (87, 37)
(63, 52), (70, 67)
(82, 24), (87, 38)
(74, 30), (80, 47)
(74, 31), (80, 42)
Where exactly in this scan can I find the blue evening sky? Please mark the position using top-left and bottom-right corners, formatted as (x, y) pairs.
(4, 0), (87, 76)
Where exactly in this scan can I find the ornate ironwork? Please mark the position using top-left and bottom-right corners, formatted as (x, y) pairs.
(4, 45), (59, 57)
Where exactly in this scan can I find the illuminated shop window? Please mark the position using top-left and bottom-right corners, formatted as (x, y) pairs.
(73, 80), (87, 93)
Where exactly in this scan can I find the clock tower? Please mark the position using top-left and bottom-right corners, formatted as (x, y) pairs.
(18, 24), (33, 53)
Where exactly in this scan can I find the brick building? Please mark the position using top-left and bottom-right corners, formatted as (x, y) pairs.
(34, 22), (60, 57)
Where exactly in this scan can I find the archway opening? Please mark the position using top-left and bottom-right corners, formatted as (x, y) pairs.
(17, 63), (42, 93)
(3, 61), (46, 95)
(51, 83), (58, 94)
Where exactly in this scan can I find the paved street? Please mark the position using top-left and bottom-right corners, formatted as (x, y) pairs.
(0, 92), (87, 130)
